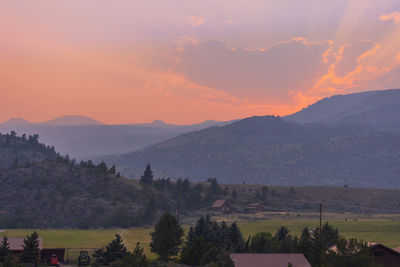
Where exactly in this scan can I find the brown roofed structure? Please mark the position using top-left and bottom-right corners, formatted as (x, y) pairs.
(211, 199), (231, 212)
(8, 237), (43, 251)
(370, 244), (400, 267)
(230, 253), (311, 267)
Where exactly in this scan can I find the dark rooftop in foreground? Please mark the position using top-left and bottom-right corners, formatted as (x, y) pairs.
(230, 253), (311, 267)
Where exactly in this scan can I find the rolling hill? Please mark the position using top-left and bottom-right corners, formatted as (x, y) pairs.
(4, 132), (400, 230)
(101, 116), (400, 188)
(285, 89), (400, 132)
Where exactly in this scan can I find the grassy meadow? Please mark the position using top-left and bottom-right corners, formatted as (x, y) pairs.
(4, 214), (400, 260)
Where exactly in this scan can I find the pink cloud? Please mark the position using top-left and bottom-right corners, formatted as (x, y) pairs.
(176, 37), (331, 103)
(186, 16), (206, 27)
(380, 12), (400, 24)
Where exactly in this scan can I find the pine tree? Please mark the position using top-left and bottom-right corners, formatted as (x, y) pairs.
(0, 235), (10, 262)
(19, 231), (40, 263)
(103, 234), (127, 263)
(299, 227), (313, 262)
(140, 164), (154, 185)
(150, 212), (184, 262)
(276, 226), (290, 241)
(180, 238), (213, 266)
(228, 222), (245, 252)
(121, 243), (148, 267)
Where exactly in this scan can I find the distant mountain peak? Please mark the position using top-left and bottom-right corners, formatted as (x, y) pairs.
(151, 120), (166, 125)
(1, 118), (32, 126)
(41, 115), (104, 126)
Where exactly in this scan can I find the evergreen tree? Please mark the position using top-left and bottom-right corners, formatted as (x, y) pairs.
(180, 238), (213, 266)
(249, 232), (276, 253)
(94, 234), (127, 265)
(104, 234), (127, 263)
(275, 226), (290, 241)
(227, 222), (245, 252)
(140, 164), (154, 185)
(121, 242), (148, 267)
(0, 235), (10, 262)
(199, 247), (234, 267)
(150, 212), (184, 262)
(19, 231), (40, 264)
(299, 227), (313, 261)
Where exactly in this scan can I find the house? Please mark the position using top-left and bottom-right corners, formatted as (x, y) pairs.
(8, 237), (65, 264)
(247, 203), (264, 213)
(370, 244), (400, 267)
(211, 199), (231, 212)
(8, 237), (43, 263)
(230, 253), (311, 267)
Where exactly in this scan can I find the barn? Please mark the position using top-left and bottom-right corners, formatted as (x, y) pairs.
(211, 199), (231, 212)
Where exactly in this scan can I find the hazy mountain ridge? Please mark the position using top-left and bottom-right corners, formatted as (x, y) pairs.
(0, 117), (231, 159)
(285, 89), (400, 131)
(101, 115), (400, 188)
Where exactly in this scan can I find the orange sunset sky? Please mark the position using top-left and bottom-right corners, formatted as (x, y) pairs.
(1, 0), (400, 124)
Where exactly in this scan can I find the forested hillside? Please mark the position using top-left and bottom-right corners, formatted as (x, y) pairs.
(3, 131), (400, 229)
(285, 89), (400, 132)
(0, 132), (222, 228)
(102, 116), (400, 188)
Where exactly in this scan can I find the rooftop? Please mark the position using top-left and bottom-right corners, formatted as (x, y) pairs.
(8, 237), (43, 251)
(212, 199), (228, 208)
(230, 253), (311, 267)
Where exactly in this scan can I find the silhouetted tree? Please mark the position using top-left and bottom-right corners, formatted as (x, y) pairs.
(140, 164), (154, 185)
(19, 231), (40, 264)
(103, 234), (127, 263)
(0, 235), (10, 262)
(276, 226), (290, 241)
(150, 212), (184, 262)
(121, 243), (148, 267)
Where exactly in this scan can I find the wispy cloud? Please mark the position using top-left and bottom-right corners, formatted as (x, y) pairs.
(380, 12), (400, 24)
(185, 16), (206, 27)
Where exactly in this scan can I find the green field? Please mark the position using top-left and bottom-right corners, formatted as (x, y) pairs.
(4, 217), (400, 260)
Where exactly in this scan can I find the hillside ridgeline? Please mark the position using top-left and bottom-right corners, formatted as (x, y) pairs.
(101, 116), (400, 188)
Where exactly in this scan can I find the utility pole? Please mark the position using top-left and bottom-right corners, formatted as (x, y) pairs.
(319, 203), (322, 230)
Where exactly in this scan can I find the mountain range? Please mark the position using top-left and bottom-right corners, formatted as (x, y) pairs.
(285, 89), (400, 132)
(3, 89), (400, 188)
(0, 116), (231, 159)
(100, 89), (400, 188)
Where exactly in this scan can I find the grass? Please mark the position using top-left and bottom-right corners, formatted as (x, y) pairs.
(4, 217), (400, 261)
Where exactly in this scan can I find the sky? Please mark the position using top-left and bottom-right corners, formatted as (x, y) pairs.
(1, 0), (400, 124)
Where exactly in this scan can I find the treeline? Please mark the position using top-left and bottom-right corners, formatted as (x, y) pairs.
(0, 215), (379, 267)
(87, 213), (378, 267)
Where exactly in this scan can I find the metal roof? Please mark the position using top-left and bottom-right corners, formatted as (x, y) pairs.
(212, 199), (228, 208)
(7, 237), (43, 251)
(230, 253), (311, 267)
